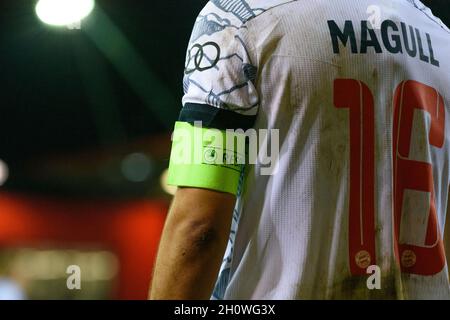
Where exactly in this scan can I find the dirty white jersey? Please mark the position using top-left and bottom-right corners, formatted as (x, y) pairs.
(181, 0), (450, 299)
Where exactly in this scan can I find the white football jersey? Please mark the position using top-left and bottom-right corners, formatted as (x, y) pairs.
(181, 0), (450, 299)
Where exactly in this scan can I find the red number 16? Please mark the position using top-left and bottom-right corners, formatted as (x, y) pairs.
(334, 79), (446, 276)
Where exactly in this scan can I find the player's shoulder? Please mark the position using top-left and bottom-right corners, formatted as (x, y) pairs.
(409, 0), (450, 34)
(189, 0), (299, 44)
(197, 0), (298, 25)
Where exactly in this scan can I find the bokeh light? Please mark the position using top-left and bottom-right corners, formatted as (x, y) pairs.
(0, 159), (9, 186)
(160, 169), (177, 196)
(121, 153), (153, 183)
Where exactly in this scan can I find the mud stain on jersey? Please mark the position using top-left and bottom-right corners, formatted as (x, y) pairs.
(328, 275), (399, 299)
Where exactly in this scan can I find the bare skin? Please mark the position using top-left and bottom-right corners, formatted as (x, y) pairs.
(149, 187), (236, 300)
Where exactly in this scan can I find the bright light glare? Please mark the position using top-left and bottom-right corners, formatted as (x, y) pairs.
(0, 159), (9, 186)
(35, 0), (95, 26)
(160, 169), (177, 196)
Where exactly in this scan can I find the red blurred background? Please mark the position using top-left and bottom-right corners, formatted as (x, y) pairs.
(0, 192), (167, 300)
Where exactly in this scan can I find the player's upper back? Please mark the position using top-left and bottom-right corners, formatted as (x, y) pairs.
(208, 0), (450, 299)
(241, 0), (450, 102)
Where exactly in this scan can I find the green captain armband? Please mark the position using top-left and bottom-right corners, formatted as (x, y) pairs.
(167, 121), (247, 195)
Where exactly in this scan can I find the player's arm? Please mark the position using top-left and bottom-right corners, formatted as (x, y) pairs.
(150, 187), (235, 300)
(149, 120), (246, 299)
(149, 2), (258, 299)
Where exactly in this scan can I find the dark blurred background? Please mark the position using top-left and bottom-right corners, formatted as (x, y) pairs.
(0, 0), (448, 197)
(0, 0), (206, 198)
(0, 0), (448, 300)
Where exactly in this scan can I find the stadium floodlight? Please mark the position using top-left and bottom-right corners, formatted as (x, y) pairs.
(35, 0), (95, 27)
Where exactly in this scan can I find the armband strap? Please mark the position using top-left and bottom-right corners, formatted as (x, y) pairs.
(167, 121), (247, 195)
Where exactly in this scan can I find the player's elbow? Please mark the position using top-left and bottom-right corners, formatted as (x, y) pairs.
(167, 188), (235, 255)
(175, 218), (225, 253)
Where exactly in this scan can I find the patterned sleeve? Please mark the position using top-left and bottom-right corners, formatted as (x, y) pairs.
(180, 0), (260, 130)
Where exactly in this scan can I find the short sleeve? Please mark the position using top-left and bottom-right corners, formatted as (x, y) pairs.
(180, 1), (260, 130)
